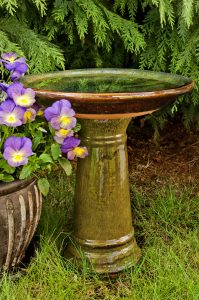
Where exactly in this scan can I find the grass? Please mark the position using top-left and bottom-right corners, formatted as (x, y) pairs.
(0, 170), (199, 300)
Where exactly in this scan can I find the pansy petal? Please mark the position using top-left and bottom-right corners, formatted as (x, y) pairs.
(2, 62), (15, 71)
(60, 107), (75, 117)
(23, 108), (36, 123)
(14, 106), (26, 118)
(7, 82), (23, 99)
(50, 117), (62, 130)
(4, 136), (21, 151)
(14, 62), (28, 74)
(10, 70), (22, 82)
(44, 106), (59, 121)
(7, 157), (28, 168)
(12, 87), (36, 107)
(66, 147), (88, 160)
(2, 61), (19, 72)
(3, 137), (32, 167)
(55, 100), (65, 113)
(1, 56), (27, 72)
(0, 100), (25, 126)
(4, 136), (32, 153)
(59, 99), (71, 108)
(44, 99), (72, 122)
(0, 82), (9, 92)
(54, 136), (64, 144)
(75, 147), (89, 158)
(4, 119), (23, 127)
(67, 150), (76, 160)
(55, 129), (73, 138)
(20, 138), (33, 156)
(61, 137), (80, 153)
(3, 146), (28, 167)
(0, 99), (16, 112)
(16, 57), (26, 64)
(1, 52), (17, 61)
(3, 147), (16, 160)
(51, 101), (63, 113)
(25, 88), (35, 98)
(60, 117), (76, 129)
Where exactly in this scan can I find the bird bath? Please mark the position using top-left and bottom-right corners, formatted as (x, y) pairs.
(22, 69), (194, 273)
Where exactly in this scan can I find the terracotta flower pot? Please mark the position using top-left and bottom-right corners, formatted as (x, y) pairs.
(0, 179), (42, 271)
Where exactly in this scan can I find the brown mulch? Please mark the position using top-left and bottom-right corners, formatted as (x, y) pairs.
(127, 119), (199, 192)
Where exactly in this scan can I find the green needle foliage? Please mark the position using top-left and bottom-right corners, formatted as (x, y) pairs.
(0, 0), (199, 126)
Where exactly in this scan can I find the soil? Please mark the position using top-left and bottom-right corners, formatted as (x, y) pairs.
(127, 118), (199, 193)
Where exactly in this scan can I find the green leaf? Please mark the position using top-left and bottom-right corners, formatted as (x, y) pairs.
(39, 153), (53, 163)
(51, 143), (61, 160)
(0, 173), (14, 182)
(48, 123), (55, 135)
(0, 159), (15, 174)
(19, 165), (33, 180)
(32, 131), (45, 151)
(59, 157), (72, 176)
(37, 177), (50, 196)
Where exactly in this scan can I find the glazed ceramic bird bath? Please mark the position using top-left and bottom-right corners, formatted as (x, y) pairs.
(22, 69), (193, 273)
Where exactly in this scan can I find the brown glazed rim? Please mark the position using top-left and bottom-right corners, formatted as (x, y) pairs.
(31, 81), (194, 101)
(33, 82), (194, 119)
(0, 178), (36, 196)
(34, 81), (194, 120)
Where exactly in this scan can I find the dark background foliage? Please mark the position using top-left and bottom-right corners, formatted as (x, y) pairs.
(0, 0), (199, 129)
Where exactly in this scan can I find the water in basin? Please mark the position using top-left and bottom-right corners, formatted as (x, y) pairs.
(28, 70), (191, 94)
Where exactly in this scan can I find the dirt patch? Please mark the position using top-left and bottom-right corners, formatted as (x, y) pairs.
(127, 119), (199, 192)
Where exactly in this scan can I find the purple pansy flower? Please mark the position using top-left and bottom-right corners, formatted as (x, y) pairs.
(0, 52), (18, 64)
(10, 62), (28, 81)
(23, 108), (36, 123)
(2, 57), (26, 72)
(67, 146), (88, 160)
(30, 102), (44, 117)
(1, 52), (17, 60)
(7, 82), (36, 107)
(60, 137), (80, 153)
(0, 52), (28, 81)
(0, 99), (25, 127)
(60, 137), (88, 160)
(3, 136), (33, 167)
(54, 128), (74, 144)
(44, 99), (76, 130)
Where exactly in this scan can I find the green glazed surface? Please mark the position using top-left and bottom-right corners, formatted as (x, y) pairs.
(68, 118), (141, 273)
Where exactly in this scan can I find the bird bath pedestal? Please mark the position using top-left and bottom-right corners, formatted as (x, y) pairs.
(23, 69), (193, 273)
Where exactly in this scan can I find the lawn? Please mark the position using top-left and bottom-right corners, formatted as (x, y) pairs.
(0, 165), (198, 300)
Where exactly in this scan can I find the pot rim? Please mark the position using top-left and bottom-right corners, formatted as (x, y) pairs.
(0, 178), (36, 197)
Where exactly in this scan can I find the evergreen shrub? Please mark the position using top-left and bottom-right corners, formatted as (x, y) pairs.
(0, 0), (198, 127)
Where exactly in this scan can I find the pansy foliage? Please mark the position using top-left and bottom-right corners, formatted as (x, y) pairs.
(0, 52), (88, 195)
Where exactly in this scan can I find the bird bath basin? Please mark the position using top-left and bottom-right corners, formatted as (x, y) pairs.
(23, 69), (193, 273)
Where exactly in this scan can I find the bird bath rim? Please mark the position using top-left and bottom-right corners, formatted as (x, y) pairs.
(22, 68), (194, 119)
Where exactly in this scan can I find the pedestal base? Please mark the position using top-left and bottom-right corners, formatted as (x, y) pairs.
(66, 118), (141, 273)
(67, 236), (141, 273)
